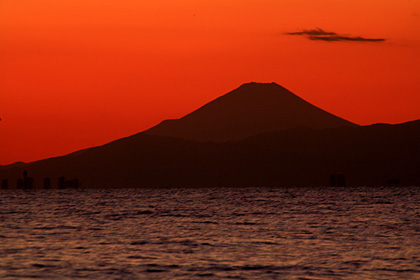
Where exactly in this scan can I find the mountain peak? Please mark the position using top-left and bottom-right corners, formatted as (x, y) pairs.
(145, 82), (357, 142)
(240, 81), (280, 87)
(224, 82), (296, 101)
(237, 82), (289, 92)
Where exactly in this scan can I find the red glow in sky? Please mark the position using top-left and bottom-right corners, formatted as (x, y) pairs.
(1, 0), (420, 164)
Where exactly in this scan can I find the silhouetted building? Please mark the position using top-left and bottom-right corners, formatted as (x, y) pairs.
(336, 174), (345, 187)
(17, 178), (24, 189)
(1, 179), (8, 189)
(387, 179), (400, 185)
(43, 177), (51, 189)
(58, 176), (80, 189)
(58, 177), (65, 189)
(26, 177), (34, 189)
(329, 174), (336, 187)
(17, 171), (34, 189)
(330, 174), (346, 187)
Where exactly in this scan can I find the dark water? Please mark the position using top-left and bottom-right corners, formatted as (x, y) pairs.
(1, 187), (420, 279)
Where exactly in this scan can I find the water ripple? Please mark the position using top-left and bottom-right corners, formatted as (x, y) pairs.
(1, 186), (420, 279)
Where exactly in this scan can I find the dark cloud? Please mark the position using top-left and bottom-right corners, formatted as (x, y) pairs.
(286, 28), (337, 36)
(286, 28), (386, 43)
(308, 35), (385, 42)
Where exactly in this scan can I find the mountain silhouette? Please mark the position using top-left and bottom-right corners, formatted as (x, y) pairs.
(1, 83), (419, 189)
(145, 82), (357, 142)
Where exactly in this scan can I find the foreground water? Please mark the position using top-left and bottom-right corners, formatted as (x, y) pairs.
(1, 187), (420, 279)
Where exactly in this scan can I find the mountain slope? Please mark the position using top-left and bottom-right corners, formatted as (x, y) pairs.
(145, 82), (357, 142)
(1, 120), (419, 188)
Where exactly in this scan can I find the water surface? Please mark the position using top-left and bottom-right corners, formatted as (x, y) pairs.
(1, 187), (420, 279)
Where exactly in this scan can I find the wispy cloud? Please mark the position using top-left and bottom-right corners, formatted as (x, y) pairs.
(286, 28), (386, 43)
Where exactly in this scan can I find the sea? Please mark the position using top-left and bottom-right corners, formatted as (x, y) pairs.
(1, 186), (420, 279)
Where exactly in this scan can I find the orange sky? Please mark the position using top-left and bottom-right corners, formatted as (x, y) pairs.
(1, 0), (420, 165)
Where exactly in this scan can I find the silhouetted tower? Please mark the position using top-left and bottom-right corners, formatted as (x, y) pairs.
(22, 170), (34, 189)
(43, 178), (51, 189)
(1, 179), (8, 189)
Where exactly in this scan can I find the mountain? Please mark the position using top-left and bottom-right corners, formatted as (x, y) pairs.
(1, 83), (419, 189)
(145, 82), (357, 142)
(1, 120), (419, 188)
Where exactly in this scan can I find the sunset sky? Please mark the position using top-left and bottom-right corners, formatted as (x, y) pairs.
(1, 0), (419, 165)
